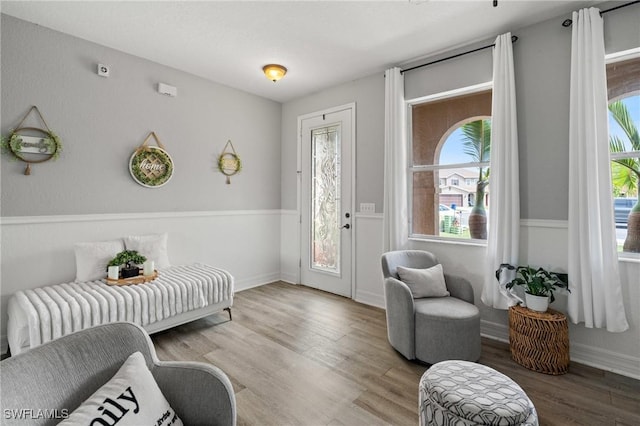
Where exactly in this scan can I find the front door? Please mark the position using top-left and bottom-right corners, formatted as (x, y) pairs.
(299, 106), (354, 297)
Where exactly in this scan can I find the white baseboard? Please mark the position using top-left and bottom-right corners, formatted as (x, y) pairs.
(280, 272), (298, 285)
(234, 272), (281, 292)
(355, 289), (385, 309)
(480, 319), (640, 380)
(570, 342), (640, 380)
(481, 319), (509, 343)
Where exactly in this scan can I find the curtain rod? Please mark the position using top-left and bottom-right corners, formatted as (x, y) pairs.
(561, 0), (639, 27)
(401, 35), (518, 74)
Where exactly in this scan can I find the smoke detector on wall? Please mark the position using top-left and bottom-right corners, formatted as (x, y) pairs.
(97, 63), (110, 77)
(158, 83), (177, 97)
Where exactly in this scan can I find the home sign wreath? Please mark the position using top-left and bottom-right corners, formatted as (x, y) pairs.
(0, 106), (62, 175)
(218, 139), (242, 184)
(129, 131), (174, 188)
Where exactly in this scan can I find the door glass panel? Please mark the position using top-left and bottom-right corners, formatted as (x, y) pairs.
(311, 125), (341, 274)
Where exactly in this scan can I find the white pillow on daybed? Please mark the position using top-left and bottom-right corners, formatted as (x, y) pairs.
(124, 233), (171, 269)
(74, 239), (124, 282)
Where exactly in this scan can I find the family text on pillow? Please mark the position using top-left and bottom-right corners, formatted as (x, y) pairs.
(59, 351), (182, 426)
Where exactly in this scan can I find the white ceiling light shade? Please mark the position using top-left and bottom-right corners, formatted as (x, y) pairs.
(263, 64), (287, 82)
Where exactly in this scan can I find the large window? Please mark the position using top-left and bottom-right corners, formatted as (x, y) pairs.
(409, 85), (492, 240)
(607, 54), (639, 254)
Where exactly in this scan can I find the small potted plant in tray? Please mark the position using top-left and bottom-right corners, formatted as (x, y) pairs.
(107, 250), (147, 279)
(503, 265), (570, 312)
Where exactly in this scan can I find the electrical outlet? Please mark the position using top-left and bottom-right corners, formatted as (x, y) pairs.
(360, 203), (375, 214)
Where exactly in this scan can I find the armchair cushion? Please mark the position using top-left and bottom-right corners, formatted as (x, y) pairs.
(60, 351), (182, 426)
(397, 264), (450, 298)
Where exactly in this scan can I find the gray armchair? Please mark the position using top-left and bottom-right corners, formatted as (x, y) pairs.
(382, 250), (481, 364)
(0, 322), (236, 426)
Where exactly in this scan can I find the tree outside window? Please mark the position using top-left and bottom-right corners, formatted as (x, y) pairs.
(410, 86), (492, 240)
(607, 55), (640, 253)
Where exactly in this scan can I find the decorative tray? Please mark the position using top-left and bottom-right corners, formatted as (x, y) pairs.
(105, 270), (158, 286)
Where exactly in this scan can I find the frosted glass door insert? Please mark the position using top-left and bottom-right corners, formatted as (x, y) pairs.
(311, 125), (341, 274)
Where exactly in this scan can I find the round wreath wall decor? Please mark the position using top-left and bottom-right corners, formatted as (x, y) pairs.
(218, 140), (242, 184)
(129, 132), (174, 188)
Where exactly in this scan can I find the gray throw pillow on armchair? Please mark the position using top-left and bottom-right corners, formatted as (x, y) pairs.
(397, 264), (450, 298)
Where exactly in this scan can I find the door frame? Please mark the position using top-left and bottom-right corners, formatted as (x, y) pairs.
(296, 102), (356, 297)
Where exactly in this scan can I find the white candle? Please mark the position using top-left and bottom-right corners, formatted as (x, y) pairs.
(143, 260), (155, 276)
(108, 266), (119, 280)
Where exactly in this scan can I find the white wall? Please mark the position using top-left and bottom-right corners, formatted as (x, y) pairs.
(0, 15), (283, 352)
(280, 210), (300, 284)
(1, 14), (282, 215)
(281, 1), (640, 379)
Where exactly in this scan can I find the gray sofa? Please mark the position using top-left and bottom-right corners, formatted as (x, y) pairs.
(382, 250), (481, 364)
(0, 322), (236, 426)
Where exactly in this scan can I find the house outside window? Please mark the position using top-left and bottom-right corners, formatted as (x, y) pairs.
(409, 84), (492, 239)
(607, 53), (640, 254)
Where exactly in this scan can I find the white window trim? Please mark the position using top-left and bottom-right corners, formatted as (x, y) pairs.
(606, 47), (640, 64)
(606, 48), (640, 260)
(407, 81), (493, 243)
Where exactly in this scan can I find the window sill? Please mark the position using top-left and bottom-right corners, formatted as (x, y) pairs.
(618, 252), (640, 264)
(409, 235), (487, 248)
(409, 237), (639, 263)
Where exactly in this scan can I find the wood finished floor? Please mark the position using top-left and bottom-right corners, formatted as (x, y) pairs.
(152, 282), (640, 426)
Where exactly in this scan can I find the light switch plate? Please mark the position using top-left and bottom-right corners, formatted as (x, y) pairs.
(360, 203), (375, 214)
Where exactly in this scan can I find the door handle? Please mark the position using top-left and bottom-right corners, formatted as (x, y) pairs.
(341, 224), (351, 229)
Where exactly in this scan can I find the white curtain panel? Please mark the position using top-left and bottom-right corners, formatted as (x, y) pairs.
(481, 33), (522, 310)
(382, 67), (409, 251)
(567, 8), (628, 332)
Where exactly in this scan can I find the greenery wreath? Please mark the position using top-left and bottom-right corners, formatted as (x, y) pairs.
(0, 129), (62, 162)
(218, 152), (242, 176)
(129, 146), (174, 188)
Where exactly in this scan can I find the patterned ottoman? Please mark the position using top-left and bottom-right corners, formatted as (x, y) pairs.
(419, 360), (538, 426)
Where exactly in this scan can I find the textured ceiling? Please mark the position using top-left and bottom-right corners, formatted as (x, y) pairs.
(1, 1), (600, 102)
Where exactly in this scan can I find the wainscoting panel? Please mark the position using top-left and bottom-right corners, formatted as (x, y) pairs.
(0, 210), (283, 353)
(280, 210), (300, 284)
(354, 213), (385, 308)
(355, 215), (639, 379)
(3, 212), (638, 379)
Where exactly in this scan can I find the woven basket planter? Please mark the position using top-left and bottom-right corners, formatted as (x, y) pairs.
(509, 305), (569, 375)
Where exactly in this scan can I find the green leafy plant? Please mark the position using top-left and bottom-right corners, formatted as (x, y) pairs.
(461, 119), (491, 239)
(502, 264), (570, 303)
(609, 100), (640, 252)
(107, 250), (147, 270)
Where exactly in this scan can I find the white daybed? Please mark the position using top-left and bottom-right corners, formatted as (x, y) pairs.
(7, 263), (233, 355)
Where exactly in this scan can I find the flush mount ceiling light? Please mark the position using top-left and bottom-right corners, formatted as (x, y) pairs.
(263, 64), (287, 82)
